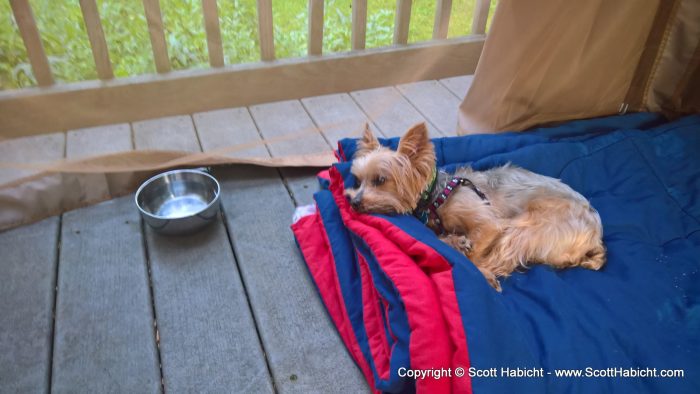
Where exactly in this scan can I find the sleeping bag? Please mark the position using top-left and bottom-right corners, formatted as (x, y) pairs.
(292, 113), (700, 394)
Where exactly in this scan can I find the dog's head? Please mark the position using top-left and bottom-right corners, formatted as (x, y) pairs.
(345, 123), (435, 214)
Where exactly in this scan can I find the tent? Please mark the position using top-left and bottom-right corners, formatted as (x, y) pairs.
(459, 0), (699, 133)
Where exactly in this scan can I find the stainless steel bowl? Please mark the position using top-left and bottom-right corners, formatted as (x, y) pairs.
(135, 169), (221, 235)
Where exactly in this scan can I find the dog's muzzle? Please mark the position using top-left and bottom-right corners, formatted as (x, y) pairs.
(350, 189), (363, 210)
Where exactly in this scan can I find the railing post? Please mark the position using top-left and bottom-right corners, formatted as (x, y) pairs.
(308, 0), (324, 56)
(202, 0), (225, 67)
(393, 0), (412, 45)
(142, 0), (171, 73)
(433, 0), (452, 40)
(471, 0), (491, 35)
(79, 0), (114, 80)
(257, 0), (275, 61)
(352, 0), (368, 50)
(9, 0), (54, 86)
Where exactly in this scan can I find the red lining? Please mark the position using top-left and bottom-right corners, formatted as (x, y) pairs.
(330, 167), (456, 393)
(381, 296), (397, 344)
(357, 253), (392, 380)
(317, 169), (331, 181)
(358, 213), (473, 393)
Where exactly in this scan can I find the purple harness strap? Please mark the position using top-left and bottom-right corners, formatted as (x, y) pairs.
(428, 176), (489, 235)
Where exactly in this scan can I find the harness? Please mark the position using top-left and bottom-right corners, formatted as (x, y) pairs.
(414, 169), (490, 235)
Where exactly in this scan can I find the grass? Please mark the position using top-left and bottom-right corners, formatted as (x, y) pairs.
(0, 0), (496, 90)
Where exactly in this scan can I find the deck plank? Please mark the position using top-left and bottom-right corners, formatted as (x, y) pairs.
(217, 165), (369, 393)
(249, 100), (330, 206)
(143, 223), (274, 393)
(193, 107), (270, 158)
(0, 218), (59, 392)
(135, 116), (273, 393)
(350, 86), (442, 138)
(65, 123), (135, 202)
(52, 197), (161, 393)
(277, 167), (322, 207)
(438, 75), (473, 99)
(66, 123), (132, 159)
(194, 102), (318, 205)
(249, 100), (330, 157)
(56, 115), (159, 393)
(0, 132), (64, 185)
(396, 80), (462, 136)
(133, 115), (201, 152)
(301, 93), (384, 144)
(0, 130), (64, 392)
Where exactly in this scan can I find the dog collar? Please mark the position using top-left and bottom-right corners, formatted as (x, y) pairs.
(419, 168), (438, 205)
(414, 167), (438, 224)
(414, 173), (489, 235)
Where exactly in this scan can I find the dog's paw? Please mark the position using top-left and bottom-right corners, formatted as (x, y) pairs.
(478, 267), (502, 292)
(489, 278), (502, 292)
(441, 234), (473, 255)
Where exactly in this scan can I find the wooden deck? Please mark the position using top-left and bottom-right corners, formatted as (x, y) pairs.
(0, 76), (472, 393)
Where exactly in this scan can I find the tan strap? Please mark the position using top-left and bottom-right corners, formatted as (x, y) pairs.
(623, 0), (681, 112)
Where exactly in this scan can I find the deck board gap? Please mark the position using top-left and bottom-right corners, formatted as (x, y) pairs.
(276, 168), (300, 206)
(245, 106), (274, 158)
(298, 100), (334, 150)
(49, 131), (67, 393)
(139, 217), (166, 394)
(128, 123), (136, 150)
(437, 79), (463, 100)
(47, 214), (62, 393)
(218, 204), (279, 394)
(347, 93), (373, 133)
(243, 105), (301, 205)
(189, 114), (205, 153)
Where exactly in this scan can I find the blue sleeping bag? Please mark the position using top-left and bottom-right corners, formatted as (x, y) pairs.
(294, 113), (700, 393)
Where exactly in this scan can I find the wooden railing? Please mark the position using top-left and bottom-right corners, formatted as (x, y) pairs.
(2, 0), (492, 137)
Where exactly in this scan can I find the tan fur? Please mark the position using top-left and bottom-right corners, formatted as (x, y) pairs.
(346, 123), (606, 291)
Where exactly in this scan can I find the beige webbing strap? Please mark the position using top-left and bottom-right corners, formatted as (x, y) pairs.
(623, 0), (681, 113)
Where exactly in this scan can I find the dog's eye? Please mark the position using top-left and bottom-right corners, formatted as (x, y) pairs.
(372, 176), (386, 186)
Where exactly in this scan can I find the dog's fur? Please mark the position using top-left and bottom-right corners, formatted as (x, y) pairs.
(345, 123), (606, 291)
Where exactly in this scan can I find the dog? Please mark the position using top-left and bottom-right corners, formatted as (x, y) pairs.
(345, 123), (606, 291)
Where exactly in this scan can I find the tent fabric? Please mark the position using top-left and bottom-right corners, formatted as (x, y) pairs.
(292, 113), (700, 393)
(459, 0), (700, 134)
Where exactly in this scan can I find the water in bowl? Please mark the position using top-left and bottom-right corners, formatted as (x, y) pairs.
(156, 194), (209, 219)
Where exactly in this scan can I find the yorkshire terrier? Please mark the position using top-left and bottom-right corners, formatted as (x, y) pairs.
(345, 123), (606, 291)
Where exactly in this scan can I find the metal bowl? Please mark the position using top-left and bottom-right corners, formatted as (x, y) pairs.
(135, 169), (221, 235)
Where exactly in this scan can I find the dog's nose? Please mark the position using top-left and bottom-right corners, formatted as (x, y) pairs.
(350, 190), (363, 210)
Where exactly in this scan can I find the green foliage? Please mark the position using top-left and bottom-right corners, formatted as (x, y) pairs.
(99, 0), (154, 77)
(0, 2), (31, 88)
(0, 0), (497, 90)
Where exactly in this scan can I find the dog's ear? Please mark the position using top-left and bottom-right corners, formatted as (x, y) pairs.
(397, 123), (431, 161)
(355, 123), (379, 157)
